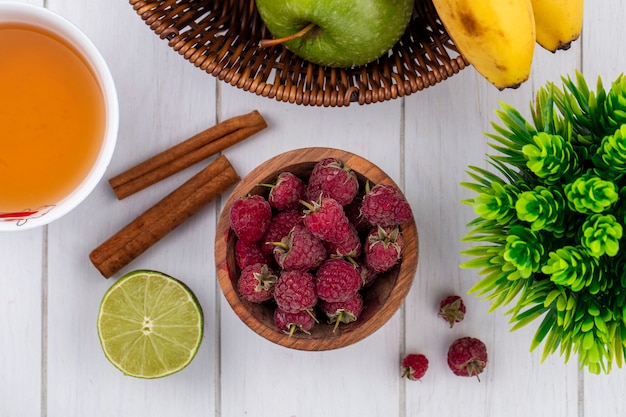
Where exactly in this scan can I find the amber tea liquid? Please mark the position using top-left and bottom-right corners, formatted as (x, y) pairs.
(0, 23), (106, 212)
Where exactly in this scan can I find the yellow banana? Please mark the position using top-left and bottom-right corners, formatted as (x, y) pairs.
(531, 0), (584, 52)
(432, 0), (535, 90)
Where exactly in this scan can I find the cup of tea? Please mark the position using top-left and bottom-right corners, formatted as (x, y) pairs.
(0, 2), (119, 231)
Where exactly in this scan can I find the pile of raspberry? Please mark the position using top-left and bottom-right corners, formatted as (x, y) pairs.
(229, 157), (413, 336)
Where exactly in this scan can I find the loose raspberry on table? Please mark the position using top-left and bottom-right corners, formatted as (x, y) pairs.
(361, 183), (412, 227)
(316, 258), (361, 303)
(320, 292), (363, 332)
(235, 239), (274, 270)
(305, 157), (359, 206)
(447, 337), (488, 380)
(273, 307), (316, 336)
(364, 225), (404, 273)
(229, 194), (272, 243)
(438, 295), (466, 328)
(302, 196), (352, 244)
(237, 263), (277, 303)
(272, 224), (327, 271)
(401, 353), (429, 381)
(264, 171), (306, 211)
(273, 270), (318, 314)
(261, 209), (303, 255)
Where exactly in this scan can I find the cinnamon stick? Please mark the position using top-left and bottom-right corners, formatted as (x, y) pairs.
(90, 155), (240, 278)
(109, 110), (265, 199)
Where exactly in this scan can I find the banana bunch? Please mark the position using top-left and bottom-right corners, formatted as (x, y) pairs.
(432, 0), (584, 90)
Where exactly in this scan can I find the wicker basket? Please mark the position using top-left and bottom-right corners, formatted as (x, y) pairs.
(130, 0), (468, 107)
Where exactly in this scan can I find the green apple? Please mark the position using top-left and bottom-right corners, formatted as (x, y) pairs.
(255, 0), (414, 68)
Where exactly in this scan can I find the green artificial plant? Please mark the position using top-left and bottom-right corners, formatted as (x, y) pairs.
(461, 71), (626, 374)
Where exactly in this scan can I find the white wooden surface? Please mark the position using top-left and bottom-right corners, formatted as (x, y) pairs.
(2, 0), (626, 416)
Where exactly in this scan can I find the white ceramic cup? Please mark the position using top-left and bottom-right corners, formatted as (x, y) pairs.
(0, 2), (119, 231)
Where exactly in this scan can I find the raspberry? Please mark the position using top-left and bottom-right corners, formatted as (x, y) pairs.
(237, 263), (277, 303)
(235, 239), (274, 270)
(401, 354), (429, 381)
(320, 292), (363, 332)
(261, 209), (303, 255)
(316, 258), (361, 303)
(343, 193), (371, 235)
(273, 307), (316, 336)
(273, 270), (318, 313)
(273, 224), (327, 271)
(364, 225), (404, 273)
(302, 196), (352, 244)
(447, 337), (488, 380)
(438, 295), (466, 328)
(305, 157), (359, 206)
(359, 263), (379, 288)
(229, 195), (272, 243)
(324, 224), (362, 259)
(264, 171), (306, 211)
(361, 183), (412, 227)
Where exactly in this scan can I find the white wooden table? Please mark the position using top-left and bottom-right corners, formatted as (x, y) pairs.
(2, 1), (626, 416)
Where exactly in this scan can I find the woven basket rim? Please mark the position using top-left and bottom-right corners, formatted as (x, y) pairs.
(130, 0), (468, 107)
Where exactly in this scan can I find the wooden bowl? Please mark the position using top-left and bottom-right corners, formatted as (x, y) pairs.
(214, 148), (418, 350)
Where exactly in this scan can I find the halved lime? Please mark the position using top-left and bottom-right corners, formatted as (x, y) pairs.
(97, 270), (204, 378)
